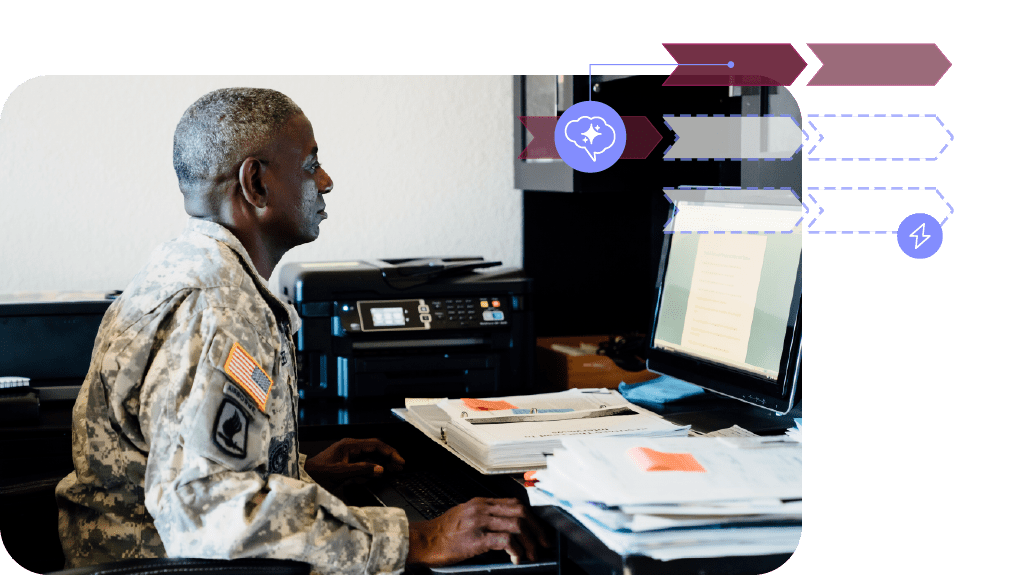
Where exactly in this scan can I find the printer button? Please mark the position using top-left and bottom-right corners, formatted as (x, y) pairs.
(418, 305), (429, 313)
(420, 314), (431, 322)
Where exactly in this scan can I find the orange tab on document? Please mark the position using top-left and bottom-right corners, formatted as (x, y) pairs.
(627, 446), (707, 472)
(461, 398), (518, 411)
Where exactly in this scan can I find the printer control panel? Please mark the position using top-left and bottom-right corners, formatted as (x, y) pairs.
(428, 296), (508, 326)
(336, 296), (511, 333)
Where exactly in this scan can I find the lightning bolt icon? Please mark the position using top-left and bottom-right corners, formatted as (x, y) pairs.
(910, 222), (930, 249)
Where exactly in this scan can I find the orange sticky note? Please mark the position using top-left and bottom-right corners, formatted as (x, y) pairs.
(461, 398), (518, 411)
(627, 446), (707, 472)
(524, 470), (538, 481)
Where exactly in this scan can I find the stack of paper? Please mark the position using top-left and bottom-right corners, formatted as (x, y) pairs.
(529, 435), (802, 560)
(786, 418), (802, 443)
(401, 389), (689, 474)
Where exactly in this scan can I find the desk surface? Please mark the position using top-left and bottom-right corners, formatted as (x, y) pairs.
(1, 395), (800, 575)
(0, 394), (800, 484)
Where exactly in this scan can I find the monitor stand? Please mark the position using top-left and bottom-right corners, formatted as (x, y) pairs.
(654, 394), (801, 436)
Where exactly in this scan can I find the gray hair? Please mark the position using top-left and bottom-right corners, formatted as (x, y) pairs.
(172, 88), (303, 189)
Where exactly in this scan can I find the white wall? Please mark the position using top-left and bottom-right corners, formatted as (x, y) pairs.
(0, 76), (520, 294)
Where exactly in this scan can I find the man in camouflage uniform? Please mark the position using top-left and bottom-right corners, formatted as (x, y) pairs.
(56, 88), (545, 574)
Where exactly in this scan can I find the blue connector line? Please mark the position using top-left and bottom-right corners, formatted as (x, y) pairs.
(588, 62), (734, 101)
(805, 114), (954, 162)
(802, 186), (955, 235)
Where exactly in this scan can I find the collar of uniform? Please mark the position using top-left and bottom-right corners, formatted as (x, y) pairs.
(184, 218), (302, 334)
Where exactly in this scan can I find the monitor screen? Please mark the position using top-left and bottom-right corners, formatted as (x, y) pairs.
(647, 188), (802, 414)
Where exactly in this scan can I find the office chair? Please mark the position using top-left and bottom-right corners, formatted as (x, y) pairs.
(0, 475), (310, 575)
(49, 558), (310, 575)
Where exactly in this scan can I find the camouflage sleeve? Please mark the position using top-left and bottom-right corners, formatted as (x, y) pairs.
(298, 453), (316, 484)
(141, 306), (408, 575)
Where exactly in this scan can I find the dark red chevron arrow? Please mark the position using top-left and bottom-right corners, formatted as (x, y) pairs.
(662, 43), (806, 86)
(518, 116), (559, 159)
(619, 117), (662, 159)
(519, 116), (663, 160)
(807, 43), (951, 86)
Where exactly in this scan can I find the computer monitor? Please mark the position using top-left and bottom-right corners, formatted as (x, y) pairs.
(646, 188), (802, 414)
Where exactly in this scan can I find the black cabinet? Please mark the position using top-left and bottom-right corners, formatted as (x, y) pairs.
(514, 76), (802, 338)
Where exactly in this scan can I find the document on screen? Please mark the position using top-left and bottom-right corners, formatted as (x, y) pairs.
(680, 235), (768, 365)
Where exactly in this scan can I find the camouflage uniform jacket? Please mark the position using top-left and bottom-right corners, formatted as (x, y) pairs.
(56, 218), (408, 574)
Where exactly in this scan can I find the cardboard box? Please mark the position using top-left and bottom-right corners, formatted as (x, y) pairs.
(536, 336), (660, 390)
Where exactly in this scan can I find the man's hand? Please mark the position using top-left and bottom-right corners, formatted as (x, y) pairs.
(304, 438), (405, 488)
(407, 497), (551, 566)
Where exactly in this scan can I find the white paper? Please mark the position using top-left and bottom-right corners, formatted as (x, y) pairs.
(437, 390), (687, 471)
(529, 431), (802, 560)
(550, 436), (802, 506)
(690, 425), (758, 438)
(439, 389), (629, 422)
(618, 500), (802, 517)
(567, 506), (800, 560)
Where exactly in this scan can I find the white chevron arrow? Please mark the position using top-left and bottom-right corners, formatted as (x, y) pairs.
(806, 187), (950, 234)
(806, 114), (950, 159)
(662, 188), (804, 234)
(663, 116), (803, 160)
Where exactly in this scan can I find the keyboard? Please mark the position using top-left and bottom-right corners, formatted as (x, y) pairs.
(390, 470), (485, 520)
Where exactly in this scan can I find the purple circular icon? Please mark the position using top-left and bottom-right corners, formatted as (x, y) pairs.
(555, 101), (627, 173)
(897, 213), (943, 259)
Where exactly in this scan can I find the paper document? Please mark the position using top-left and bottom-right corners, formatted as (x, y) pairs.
(680, 235), (767, 365)
(689, 424), (758, 438)
(447, 389), (634, 424)
(529, 432), (801, 560)
(547, 436), (801, 506)
(404, 389), (688, 473)
(786, 418), (802, 442)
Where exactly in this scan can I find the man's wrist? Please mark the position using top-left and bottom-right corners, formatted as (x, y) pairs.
(406, 521), (432, 565)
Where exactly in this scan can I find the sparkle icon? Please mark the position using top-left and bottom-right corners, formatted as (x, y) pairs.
(582, 123), (602, 145)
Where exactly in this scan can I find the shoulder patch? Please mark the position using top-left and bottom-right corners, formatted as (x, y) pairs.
(268, 431), (297, 478)
(213, 398), (249, 458)
(223, 341), (274, 412)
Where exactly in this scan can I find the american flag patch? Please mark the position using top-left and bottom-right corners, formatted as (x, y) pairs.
(223, 342), (273, 412)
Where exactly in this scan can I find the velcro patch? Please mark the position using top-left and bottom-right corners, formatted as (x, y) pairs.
(268, 431), (296, 478)
(213, 398), (249, 459)
(223, 342), (274, 412)
(223, 383), (261, 420)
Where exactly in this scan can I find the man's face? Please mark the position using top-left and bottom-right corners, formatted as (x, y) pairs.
(261, 113), (333, 247)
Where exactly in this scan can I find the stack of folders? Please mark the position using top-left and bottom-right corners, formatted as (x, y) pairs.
(400, 389), (689, 474)
(786, 418), (802, 443)
(529, 435), (802, 560)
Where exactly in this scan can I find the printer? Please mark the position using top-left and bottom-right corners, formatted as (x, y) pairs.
(0, 292), (115, 402)
(279, 258), (534, 401)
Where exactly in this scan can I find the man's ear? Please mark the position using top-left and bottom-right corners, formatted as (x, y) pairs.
(238, 157), (269, 209)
